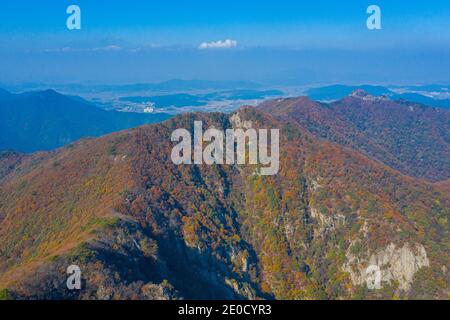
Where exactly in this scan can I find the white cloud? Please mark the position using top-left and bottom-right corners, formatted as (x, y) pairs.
(43, 45), (122, 53)
(99, 45), (122, 51)
(198, 39), (237, 49)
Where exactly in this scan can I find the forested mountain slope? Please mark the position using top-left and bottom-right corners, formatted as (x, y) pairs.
(0, 106), (447, 300)
(259, 90), (450, 181)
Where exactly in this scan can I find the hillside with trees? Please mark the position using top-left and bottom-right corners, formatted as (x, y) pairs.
(259, 90), (450, 181)
(0, 105), (447, 300)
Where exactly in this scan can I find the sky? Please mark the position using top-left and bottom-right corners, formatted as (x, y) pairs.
(0, 0), (450, 85)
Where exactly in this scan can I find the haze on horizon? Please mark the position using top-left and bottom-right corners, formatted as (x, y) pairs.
(1, 0), (450, 85)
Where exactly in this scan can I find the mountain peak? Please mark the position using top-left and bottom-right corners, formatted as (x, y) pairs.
(39, 89), (62, 97)
(19, 88), (63, 100)
(284, 96), (318, 106)
(349, 89), (373, 98)
(349, 89), (389, 102)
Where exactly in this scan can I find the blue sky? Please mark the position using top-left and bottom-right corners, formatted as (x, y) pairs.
(1, 0), (450, 84)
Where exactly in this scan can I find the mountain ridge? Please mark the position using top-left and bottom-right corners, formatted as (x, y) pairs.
(259, 92), (450, 181)
(0, 88), (171, 153)
(306, 85), (450, 109)
(0, 106), (447, 300)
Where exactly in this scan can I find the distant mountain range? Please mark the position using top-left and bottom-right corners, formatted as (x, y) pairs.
(0, 89), (171, 153)
(393, 92), (450, 109)
(0, 91), (448, 300)
(306, 84), (450, 109)
(3, 79), (263, 94)
(306, 85), (393, 101)
(119, 90), (284, 108)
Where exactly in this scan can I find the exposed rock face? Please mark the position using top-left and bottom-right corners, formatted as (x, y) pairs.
(344, 243), (430, 291)
(230, 112), (253, 129)
(310, 207), (346, 232)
